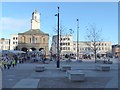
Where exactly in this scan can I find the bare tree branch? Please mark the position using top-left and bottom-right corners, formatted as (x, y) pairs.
(85, 24), (103, 63)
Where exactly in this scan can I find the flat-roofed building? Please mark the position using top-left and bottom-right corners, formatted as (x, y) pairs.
(10, 34), (18, 50)
(0, 38), (10, 50)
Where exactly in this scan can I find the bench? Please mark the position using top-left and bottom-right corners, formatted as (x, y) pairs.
(12, 79), (40, 88)
(66, 59), (72, 62)
(35, 65), (45, 72)
(66, 70), (85, 81)
(76, 60), (82, 62)
(96, 65), (110, 71)
(61, 65), (71, 71)
(107, 61), (113, 64)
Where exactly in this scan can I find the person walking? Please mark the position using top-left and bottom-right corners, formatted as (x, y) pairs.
(2, 60), (7, 69)
(7, 60), (11, 69)
(12, 60), (16, 67)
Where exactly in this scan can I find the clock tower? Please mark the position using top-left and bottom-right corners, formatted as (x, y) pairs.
(31, 10), (40, 29)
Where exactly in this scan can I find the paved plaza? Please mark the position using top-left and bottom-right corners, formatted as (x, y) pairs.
(1, 58), (119, 89)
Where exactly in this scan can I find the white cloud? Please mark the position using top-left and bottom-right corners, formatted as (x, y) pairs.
(0, 17), (30, 38)
(0, 17), (30, 31)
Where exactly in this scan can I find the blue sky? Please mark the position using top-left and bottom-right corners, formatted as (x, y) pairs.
(0, 2), (118, 46)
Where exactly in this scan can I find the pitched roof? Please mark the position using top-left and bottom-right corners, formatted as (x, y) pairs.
(18, 29), (49, 35)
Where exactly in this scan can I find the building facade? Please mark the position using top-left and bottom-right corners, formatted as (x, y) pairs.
(112, 44), (120, 58)
(73, 41), (112, 54)
(17, 10), (49, 55)
(10, 34), (18, 50)
(51, 34), (112, 58)
(51, 35), (73, 55)
(0, 38), (10, 50)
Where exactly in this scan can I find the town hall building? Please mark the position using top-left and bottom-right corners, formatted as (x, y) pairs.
(17, 10), (49, 55)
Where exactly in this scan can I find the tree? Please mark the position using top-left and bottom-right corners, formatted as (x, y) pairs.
(85, 24), (103, 63)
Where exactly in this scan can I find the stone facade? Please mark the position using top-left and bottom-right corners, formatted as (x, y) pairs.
(17, 10), (49, 55)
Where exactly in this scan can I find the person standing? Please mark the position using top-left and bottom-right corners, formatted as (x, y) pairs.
(12, 60), (16, 67)
(7, 60), (11, 69)
(2, 60), (7, 69)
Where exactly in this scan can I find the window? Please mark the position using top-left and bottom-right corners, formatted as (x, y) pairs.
(13, 37), (15, 40)
(30, 38), (31, 43)
(73, 48), (76, 50)
(35, 16), (36, 20)
(16, 42), (17, 44)
(105, 43), (106, 46)
(105, 47), (107, 50)
(68, 43), (70, 45)
(99, 48), (101, 50)
(65, 47), (67, 50)
(68, 38), (70, 40)
(102, 43), (104, 46)
(88, 47), (90, 50)
(13, 42), (15, 44)
(68, 47), (70, 50)
(60, 47), (62, 50)
(16, 37), (17, 40)
(5, 41), (8, 44)
(43, 38), (45, 43)
(35, 38), (37, 43)
(102, 47), (104, 50)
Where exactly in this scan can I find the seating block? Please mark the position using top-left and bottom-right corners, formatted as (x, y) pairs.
(96, 65), (110, 71)
(67, 70), (85, 81)
(61, 65), (71, 71)
(66, 60), (72, 62)
(35, 65), (45, 72)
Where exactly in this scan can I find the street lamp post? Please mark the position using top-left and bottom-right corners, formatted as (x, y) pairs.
(57, 7), (60, 68)
(77, 19), (79, 61)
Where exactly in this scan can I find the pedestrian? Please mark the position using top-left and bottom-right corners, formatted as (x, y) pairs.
(12, 60), (16, 67)
(2, 60), (7, 69)
(7, 60), (11, 69)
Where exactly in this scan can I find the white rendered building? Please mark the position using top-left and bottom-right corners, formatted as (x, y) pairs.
(10, 34), (18, 50)
(73, 41), (112, 55)
(51, 35), (112, 57)
(51, 35), (73, 55)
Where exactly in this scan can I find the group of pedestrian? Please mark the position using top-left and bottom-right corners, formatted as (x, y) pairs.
(2, 57), (16, 69)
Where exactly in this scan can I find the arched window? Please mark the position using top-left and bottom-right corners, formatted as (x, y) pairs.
(21, 36), (25, 43)
(35, 16), (36, 20)
(43, 38), (45, 43)
(30, 38), (31, 43)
